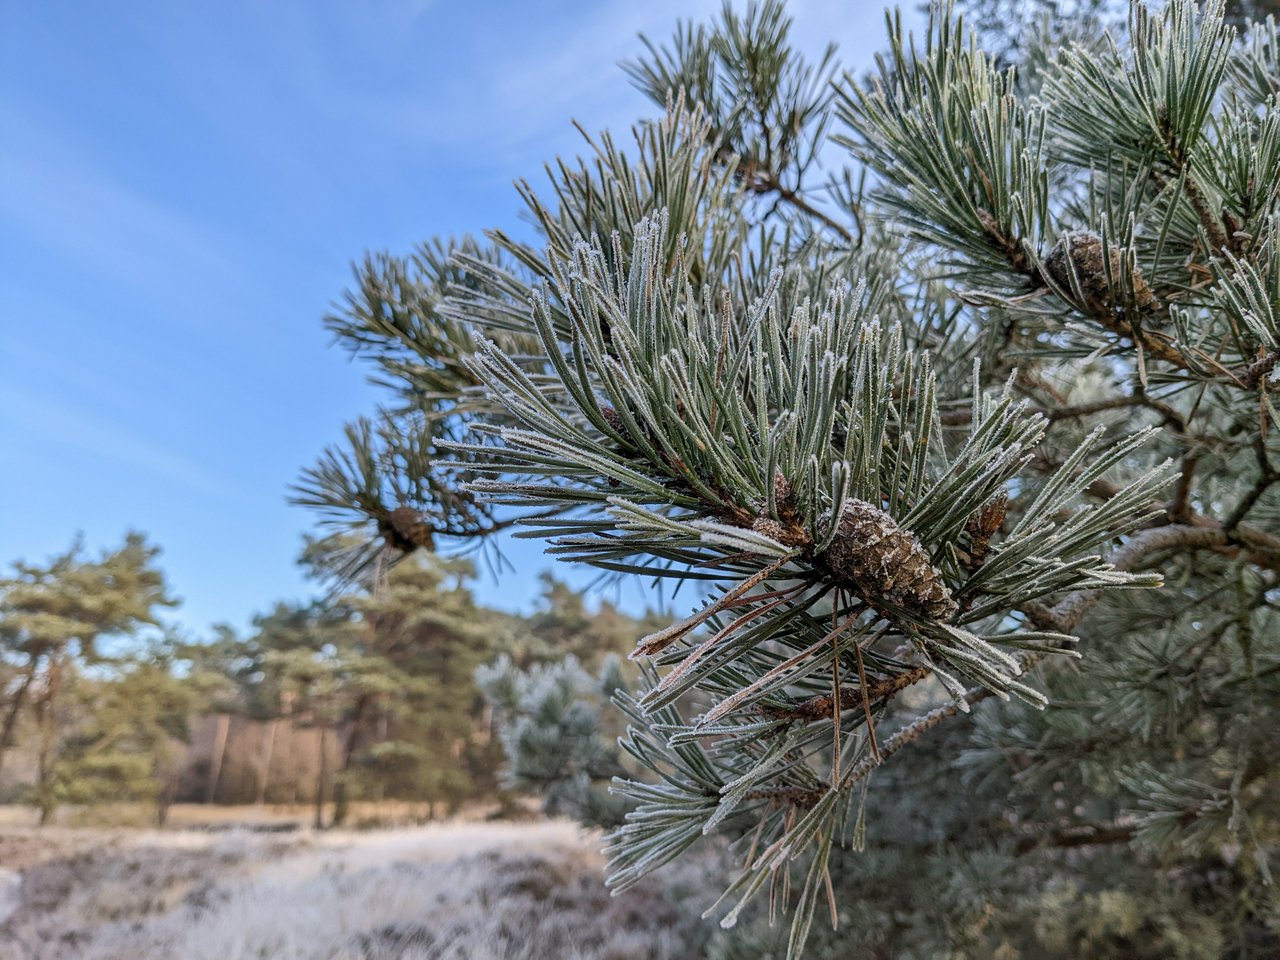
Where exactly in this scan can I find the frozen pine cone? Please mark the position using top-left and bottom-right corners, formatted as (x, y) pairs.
(599, 404), (627, 434)
(1045, 233), (1155, 315)
(964, 490), (1008, 569)
(818, 499), (958, 621)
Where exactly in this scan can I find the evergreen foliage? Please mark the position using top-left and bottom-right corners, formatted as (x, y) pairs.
(0, 533), (176, 823)
(56, 656), (196, 825)
(305, 0), (1279, 954)
(477, 653), (632, 827)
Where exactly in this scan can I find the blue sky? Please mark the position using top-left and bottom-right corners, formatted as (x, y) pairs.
(0, 0), (912, 637)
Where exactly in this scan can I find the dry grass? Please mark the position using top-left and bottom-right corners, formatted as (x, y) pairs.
(0, 801), (522, 831)
(0, 819), (714, 960)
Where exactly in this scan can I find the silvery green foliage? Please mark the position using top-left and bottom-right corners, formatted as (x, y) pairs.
(476, 653), (632, 828)
(308, 1), (1279, 955)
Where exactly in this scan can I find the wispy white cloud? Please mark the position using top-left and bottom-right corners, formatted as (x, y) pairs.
(0, 104), (242, 300)
(0, 384), (220, 493)
(286, 0), (916, 168)
(246, 0), (721, 162)
(114, 0), (911, 195)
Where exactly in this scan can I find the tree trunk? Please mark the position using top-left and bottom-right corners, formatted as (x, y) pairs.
(0, 660), (38, 778)
(35, 704), (54, 827)
(34, 659), (62, 827)
(156, 763), (179, 828)
(205, 713), (231, 804)
(255, 718), (279, 807)
(314, 726), (329, 830)
(331, 695), (370, 827)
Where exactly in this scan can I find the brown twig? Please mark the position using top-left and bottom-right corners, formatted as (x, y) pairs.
(743, 784), (827, 809)
(755, 666), (932, 722)
(766, 177), (858, 246)
(1168, 454), (1198, 524)
(1014, 822), (1137, 855)
(1243, 350), (1279, 390)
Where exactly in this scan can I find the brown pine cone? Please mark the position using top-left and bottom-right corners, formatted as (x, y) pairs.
(1045, 233), (1155, 315)
(819, 499), (958, 621)
(964, 490), (1008, 569)
(599, 405), (627, 434)
(381, 506), (435, 553)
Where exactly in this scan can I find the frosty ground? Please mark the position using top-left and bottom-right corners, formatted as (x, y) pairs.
(0, 812), (707, 960)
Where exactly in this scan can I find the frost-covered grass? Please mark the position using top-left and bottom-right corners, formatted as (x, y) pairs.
(0, 821), (713, 960)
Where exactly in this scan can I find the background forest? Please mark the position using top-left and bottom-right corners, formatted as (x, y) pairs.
(0, 533), (660, 828)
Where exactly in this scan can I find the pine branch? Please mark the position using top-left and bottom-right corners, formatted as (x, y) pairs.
(1243, 349), (1280, 388)
(1036, 458), (1280, 573)
(834, 524), (1240, 796)
(1023, 525), (1232, 633)
(300, 1), (1280, 951)
(1014, 821), (1138, 855)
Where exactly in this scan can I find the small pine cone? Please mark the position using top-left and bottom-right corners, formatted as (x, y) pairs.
(819, 499), (957, 621)
(381, 506), (435, 553)
(599, 405), (626, 434)
(773, 472), (795, 511)
(1045, 233), (1155, 315)
(964, 490), (1008, 569)
(751, 514), (810, 548)
(751, 516), (790, 544)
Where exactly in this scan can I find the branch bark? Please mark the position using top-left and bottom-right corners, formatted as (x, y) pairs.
(1014, 821), (1137, 855)
(755, 666), (932, 721)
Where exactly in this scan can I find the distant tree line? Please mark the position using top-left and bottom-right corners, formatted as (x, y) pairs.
(0, 533), (663, 827)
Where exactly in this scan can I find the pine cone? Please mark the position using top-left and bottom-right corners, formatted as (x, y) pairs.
(1045, 233), (1155, 315)
(751, 517), (790, 543)
(380, 506), (435, 553)
(963, 490), (1008, 569)
(819, 499), (957, 621)
(599, 404), (626, 434)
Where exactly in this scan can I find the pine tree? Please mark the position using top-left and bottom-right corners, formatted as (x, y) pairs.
(57, 654), (197, 826)
(334, 553), (499, 820)
(303, 1), (1278, 954)
(0, 533), (176, 824)
(477, 653), (633, 827)
(515, 571), (670, 668)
